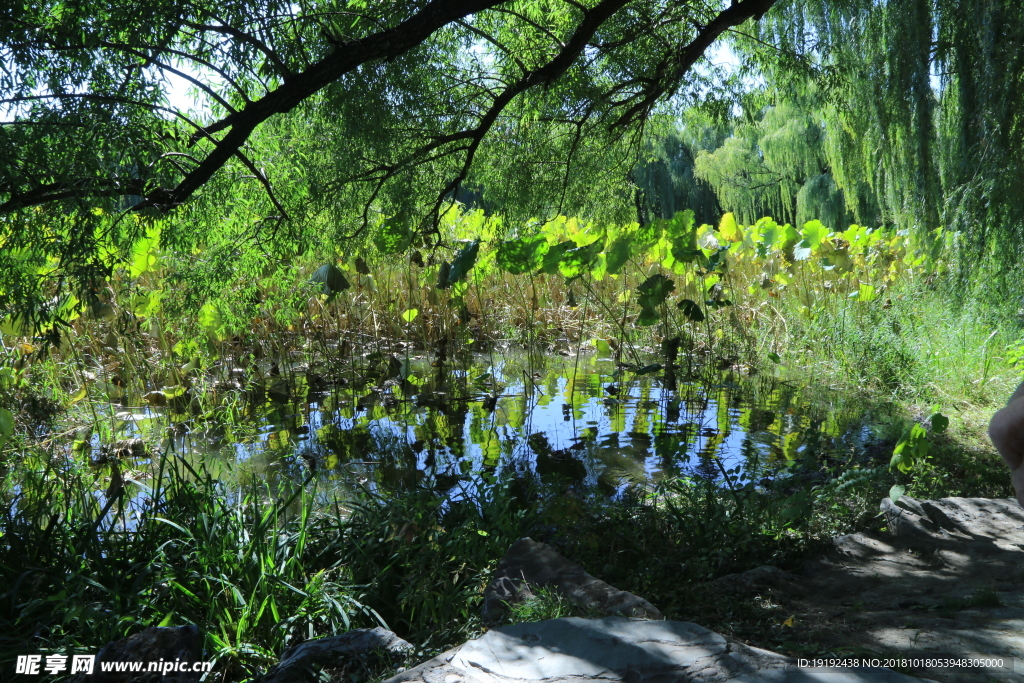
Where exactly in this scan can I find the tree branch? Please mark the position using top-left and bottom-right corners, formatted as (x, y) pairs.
(182, 19), (292, 77)
(611, 0), (778, 129)
(134, 0), (510, 213)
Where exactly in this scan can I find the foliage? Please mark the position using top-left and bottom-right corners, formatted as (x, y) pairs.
(890, 409), (949, 474)
(0, 0), (781, 325)
(0, 453), (379, 680)
(743, 0), (1024, 284)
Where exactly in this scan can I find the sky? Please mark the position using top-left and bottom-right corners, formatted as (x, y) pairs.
(157, 39), (747, 121)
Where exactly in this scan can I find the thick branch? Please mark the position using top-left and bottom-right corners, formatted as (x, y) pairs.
(140, 0), (510, 212)
(611, 0), (779, 129)
(0, 180), (146, 213)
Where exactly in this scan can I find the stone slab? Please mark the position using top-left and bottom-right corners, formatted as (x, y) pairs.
(384, 617), (932, 683)
(482, 538), (662, 624)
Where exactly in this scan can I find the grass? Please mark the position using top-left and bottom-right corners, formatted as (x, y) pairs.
(0, 453), (382, 681)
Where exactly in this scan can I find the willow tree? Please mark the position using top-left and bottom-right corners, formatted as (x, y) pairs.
(682, 86), (880, 230)
(632, 116), (724, 225)
(0, 0), (781, 329)
(747, 0), (1024, 277)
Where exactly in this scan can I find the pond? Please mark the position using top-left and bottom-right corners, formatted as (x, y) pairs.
(101, 350), (886, 501)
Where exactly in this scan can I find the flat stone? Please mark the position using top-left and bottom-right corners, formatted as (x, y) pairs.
(69, 625), (202, 683)
(259, 627), (414, 683)
(383, 618), (931, 683)
(740, 497), (1024, 681)
(454, 618), (725, 679)
(482, 538), (662, 624)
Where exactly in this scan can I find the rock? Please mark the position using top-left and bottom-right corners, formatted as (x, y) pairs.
(880, 496), (1024, 544)
(258, 627), (414, 683)
(736, 497), (1024, 682)
(69, 625), (202, 683)
(382, 617), (930, 683)
(482, 538), (662, 624)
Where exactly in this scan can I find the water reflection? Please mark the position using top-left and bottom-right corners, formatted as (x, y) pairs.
(111, 352), (879, 499)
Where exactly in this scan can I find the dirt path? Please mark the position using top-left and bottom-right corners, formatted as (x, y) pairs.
(712, 497), (1024, 681)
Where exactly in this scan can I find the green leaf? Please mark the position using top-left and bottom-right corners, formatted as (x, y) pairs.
(637, 306), (660, 326)
(705, 246), (729, 272)
(538, 241), (574, 275)
(930, 412), (949, 433)
(767, 352), (781, 364)
(437, 261), (452, 288)
(800, 220), (830, 251)
(605, 235), (634, 274)
(373, 215), (413, 254)
(197, 302), (222, 332)
(636, 273), (674, 309)
(401, 308), (419, 323)
(310, 264), (350, 297)
(495, 236), (548, 274)
(634, 221), (662, 249)
(718, 212), (741, 242)
(677, 299), (705, 322)
(558, 240), (603, 278)
(670, 236), (702, 264)
(446, 239), (480, 285)
(890, 449), (914, 473)
(0, 408), (13, 436)
(663, 209), (695, 239)
(855, 283), (877, 302)
(593, 338), (613, 356)
(889, 484), (906, 505)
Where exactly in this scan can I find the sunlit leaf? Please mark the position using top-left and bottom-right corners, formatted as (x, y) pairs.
(373, 215), (413, 254)
(800, 220), (830, 251)
(538, 241), (574, 275)
(558, 240), (603, 278)
(718, 212), (741, 242)
(495, 235), (548, 274)
(854, 283), (877, 301)
(663, 209), (695, 238)
(889, 484), (906, 505)
(593, 338), (613, 356)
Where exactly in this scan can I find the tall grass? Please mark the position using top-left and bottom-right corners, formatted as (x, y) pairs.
(0, 451), (378, 681)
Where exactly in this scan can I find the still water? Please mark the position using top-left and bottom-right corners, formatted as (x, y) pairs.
(109, 351), (882, 498)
